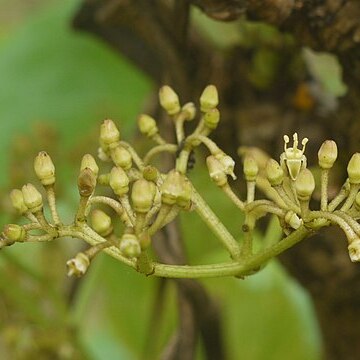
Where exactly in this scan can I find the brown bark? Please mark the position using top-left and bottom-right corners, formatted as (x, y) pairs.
(73, 1), (360, 358)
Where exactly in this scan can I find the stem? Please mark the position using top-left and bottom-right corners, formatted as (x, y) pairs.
(328, 181), (349, 211)
(152, 226), (310, 278)
(119, 195), (136, 225)
(119, 141), (144, 170)
(76, 196), (90, 224)
(221, 184), (245, 211)
(34, 210), (58, 236)
(320, 169), (329, 211)
(341, 184), (360, 212)
(151, 133), (167, 145)
(274, 185), (300, 213)
(143, 144), (178, 165)
(246, 181), (255, 203)
(148, 205), (172, 235)
(45, 185), (61, 225)
(190, 183), (241, 260)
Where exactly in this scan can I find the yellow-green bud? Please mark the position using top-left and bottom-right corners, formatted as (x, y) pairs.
(200, 85), (218, 112)
(318, 140), (338, 169)
(22, 183), (43, 212)
(34, 151), (56, 185)
(161, 170), (184, 205)
(10, 189), (28, 214)
(177, 176), (192, 210)
(181, 102), (196, 121)
(243, 156), (259, 182)
(143, 166), (159, 182)
(159, 85), (181, 115)
(203, 108), (220, 130)
(100, 119), (120, 146)
(109, 166), (129, 196)
(66, 252), (90, 277)
(3, 224), (26, 242)
(206, 156), (227, 187)
(131, 179), (156, 213)
(120, 233), (141, 258)
(295, 168), (315, 201)
(78, 168), (96, 197)
(111, 146), (132, 170)
(266, 159), (284, 186)
(347, 153), (360, 184)
(91, 209), (113, 237)
(81, 154), (99, 177)
(138, 114), (158, 137)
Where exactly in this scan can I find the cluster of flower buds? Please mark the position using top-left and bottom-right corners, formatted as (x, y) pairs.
(2, 85), (360, 282)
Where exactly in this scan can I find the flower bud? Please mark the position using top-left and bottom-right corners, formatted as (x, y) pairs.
(10, 189), (28, 214)
(295, 168), (315, 201)
(143, 166), (159, 182)
(109, 166), (129, 196)
(206, 156), (227, 187)
(137, 114), (158, 137)
(91, 209), (113, 237)
(285, 211), (302, 230)
(78, 168), (96, 197)
(111, 146), (132, 170)
(34, 151), (56, 185)
(159, 85), (181, 115)
(318, 140), (338, 169)
(266, 159), (284, 186)
(98, 147), (111, 162)
(120, 233), (141, 258)
(243, 156), (259, 182)
(200, 85), (218, 112)
(80, 154), (99, 177)
(100, 119), (120, 146)
(3, 224), (26, 242)
(66, 252), (90, 277)
(182, 102), (196, 121)
(347, 153), (360, 184)
(161, 170), (184, 205)
(131, 179), (156, 213)
(348, 240), (360, 262)
(203, 108), (220, 130)
(22, 184), (43, 212)
(177, 176), (192, 210)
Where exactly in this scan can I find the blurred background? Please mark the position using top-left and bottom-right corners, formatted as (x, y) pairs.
(1, 0), (352, 358)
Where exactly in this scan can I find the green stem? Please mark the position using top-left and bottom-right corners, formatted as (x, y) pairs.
(320, 169), (329, 211)
(341, 184), (360, 212)
(143, 144), (177, 165)
(328, 181), (349, 211)
(45, 185), (61, 225)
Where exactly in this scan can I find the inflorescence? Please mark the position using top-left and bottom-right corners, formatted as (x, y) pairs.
(1, 85), (360, 279)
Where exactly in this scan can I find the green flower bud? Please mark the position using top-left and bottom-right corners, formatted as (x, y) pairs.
(137, 114), (158, 137)
(177, 176), (192, 210)
(243, 156), (259, 182)
(181, 102), (196, 121)
(80, 154), (99, 177)
(120, 233), (141, 258)
(100, 119), (120, 146)
(318, 140), (338, 169)
(203, 108), (220, 130)
(22, 183), (43, 212)
(161, 170), (184, 205)
(143, 166), (159, 182)
(10, 189), (28, 214)
(266, 159), (284, 186)
(91, 209), (113, 237)
(347, 153), (360, 184)
(66, 252), (90, 277)
(131, 179), (156, 213)
(159, 85), (181, 115)
(111, 146), (132, 170)
(34, 151), (56, 185)
(200, 85), (218, 112)
(78, 168), (96, 197)
(109, 166), (129, 196)
(295, 168), (315, 201)
(3, 224), (26, 242)
(206, 156), (227, 187)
